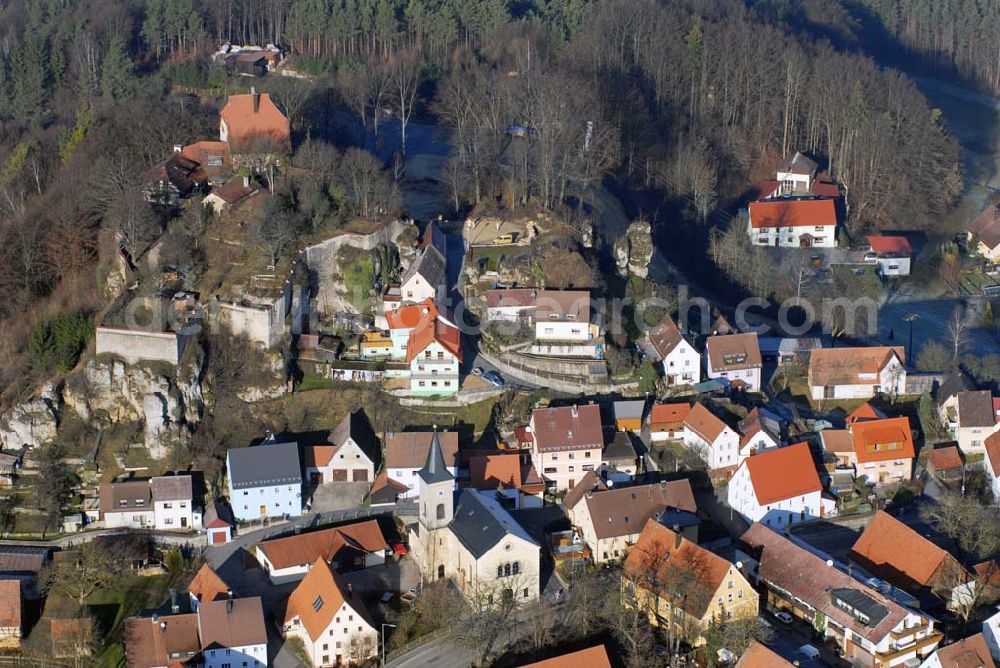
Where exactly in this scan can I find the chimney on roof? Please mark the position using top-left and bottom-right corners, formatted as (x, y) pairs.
(160, 621), (166, 631)
(226, 598), (234, 614)
(173, 144), (183, 153)
(347, 583), (353, 594)
(571, 404), (578, 418)
(251, 86), (260, 113)
(170, 588), (179, 613)
(243, 175), (251, 189)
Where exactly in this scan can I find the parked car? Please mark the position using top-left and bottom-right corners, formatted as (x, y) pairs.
(471, 367), (484, 376)
(482, 370), (504, 387)
(798, 644), (820, 660)
(864, 251), (878, 263)
(775, 611), (794, 624)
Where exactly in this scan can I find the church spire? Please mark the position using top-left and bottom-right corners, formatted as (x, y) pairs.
(418, 428), (453, 485)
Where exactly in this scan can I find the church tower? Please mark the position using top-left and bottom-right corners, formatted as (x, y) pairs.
(417, 430), (454, 531)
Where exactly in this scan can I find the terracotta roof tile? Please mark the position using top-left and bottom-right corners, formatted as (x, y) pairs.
(562, 470), (607, 509)
(985, 432), (1000, 477)
(283, 558), (373, 641)
(645, 315), (686, 359)
(220, 92), (290, 150)
(468, 452), (544, 493)
(743, 442), (821, 505)
(930, 444), (963, 472)
(867, 235), (912, 254)
(849, 511), (961, 591)
(650, 402), (693, 429)
(520, 645), (613, 668)
(748, 198), (836, 229)
(958, 391), (997, 428)
(809, 346), (905, 387)
(845, 402), (886, 426)
(624, 520), (734, 619)
(0, 580), (19, 630)
(124, 614), (200, 668)
(197, 597), (267, 649)
(706, 333), (761, 372)
(683, 403), (730, 444)
(931, 633), (995, 668)
(386, 299), (438, 329)
(969, 203), (1000, 249)
(187, 564), (231, 603)
(405, 317), (462, 362)
(849, 417), (914, 464)
(735, 641), (795, 668)
(257, 519), (387, 571)
(820, 429), (854, 454)
(484, 288), (537, 309)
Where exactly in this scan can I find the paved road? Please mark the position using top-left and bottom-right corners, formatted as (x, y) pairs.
(388, 636), (471, 668)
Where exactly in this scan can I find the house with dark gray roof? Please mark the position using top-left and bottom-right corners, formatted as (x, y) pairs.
(226, 441), (302, 521)
(400, 240), (447, 305)
(952, 390), (1000, 455)
(409, 433), (541, 606)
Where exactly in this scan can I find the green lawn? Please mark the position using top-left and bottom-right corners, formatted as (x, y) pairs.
(88, 574), (172, 667)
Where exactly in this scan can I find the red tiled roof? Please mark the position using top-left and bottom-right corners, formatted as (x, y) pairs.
(706, 332), (761, 372)
(284, 558), (373, 642)
(0, 580), (19, 630)
(624, 520), (735, 619)
(484, 288), (538, 308)
(683, 403), (730, 444)
(743, 442), (821, 505)
(384, 430), (459, 469)
(929, 444), (962, 472)
(650, 402), (693, 429)
(846, 402), (886, 426)
(187, 564), (230, 603)
(645, 315), (686, 359)
(257, 519), (387, 571)
(736, 641), (795, 668)
(584, 480), (696, 539)
(304, 445), (338, 468)
(220, 92), (290, 150)
(849, 417), (914, 464)
(811, 181), (841, 198)
(931, 633), (995, 668)
(809, 346), (904, 387)
(849, 511), (961, 590)
(405, 317), (462, 362)
(753, 180), (780, 200)
(530, 404), (604, 452)
(985, 432), (1000, 477)
(748, 198), (837, 229)
(386, 299), (438, 329)
(520, 645), (613, 668)
(969, 203), (1000, 249)
(867, 235), (912, 254)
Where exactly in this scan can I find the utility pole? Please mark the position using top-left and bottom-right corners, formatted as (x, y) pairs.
(904, 313), (919, 368)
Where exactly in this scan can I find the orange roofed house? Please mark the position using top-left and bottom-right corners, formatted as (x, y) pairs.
(255, 518), (388, 582)
(747, 198), (838, 248)
(727, 442), (836, 527)
(650, 402), (692, 441)
(467, 451), (546, 509)
(219, 88), (291, 154)
(850, 416), (915, 485)
(520, 644), (614, 668)
(808, 346), (906, 401)
(281, 558), (378, 667)
(849, 511), (973, 609)
(623, 520), (758, 645)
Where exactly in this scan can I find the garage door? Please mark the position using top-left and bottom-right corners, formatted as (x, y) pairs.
(329, 469), (348, 482)
(352, 469), (369, 482)
(211, 531), (227, 545)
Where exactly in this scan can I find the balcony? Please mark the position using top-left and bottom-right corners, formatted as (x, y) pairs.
(889, 621), (930, 641)
(876, 631), (942, 663)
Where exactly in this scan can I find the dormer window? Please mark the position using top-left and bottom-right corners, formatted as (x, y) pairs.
(312, 595), (324, 611)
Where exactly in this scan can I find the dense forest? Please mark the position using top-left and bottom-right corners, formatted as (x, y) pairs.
(0, 0), (969, 399)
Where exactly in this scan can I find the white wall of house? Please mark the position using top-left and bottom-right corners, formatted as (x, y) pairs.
(809, 360), (906, 401)
(388, 327), (411, 359)
(876, 256), (911, 277)
(662, 341), (701, 387)
(775, 170), (812, 192)
(284, 600), (377, 667)
(153, 499), (200, 530)
(449, 533), (541, 606)
(737, 431), (780, 464)
(956, 424), (999, 455)
(534, 319), (592, 343)
(749, 223), (837, 248)
(683, 427), (739, 470)
(727, 465), (833, 526)
(531, 448), (602, 491)
(229, 483), (302, 522)
(401, 273), (436, 304)
(202, 643), (267, 668)
(486, 305), (532, 322)
(706, 363), (761, 393)
(103, 510), (155, 529)
(409, 340), (460, 395)
(310, 440), (375, 484)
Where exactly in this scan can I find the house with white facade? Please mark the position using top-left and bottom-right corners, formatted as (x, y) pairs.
(533, 291), (595, 344)
(405, 315), (462, 395)
(728, 442), (835, 526)
(483, 288), (538, 322)
(808, 346), (906, 401)
(399, 228), (447, 304)
(737, 423), (781, 463)
(705, 332), (762, 392)
(197, 597), (269, 668)
(384, 430), (459, 498)
(969, 202), (1000, 264)
(947, 391), (1000, 455)
(256, 519), (388, 582)
(304, 409), (380, 485)
(528, 404), (605, 491)
(226, 441), (302, 522)
(747, 198), (838, 248)
(867, 236), (913, 277)
(100, 475), (202, 530)
(384, 299), (439, 359)
(640, 315), (700, 388)
(682, 402), (739, 470)
(281, 558), (377, 667)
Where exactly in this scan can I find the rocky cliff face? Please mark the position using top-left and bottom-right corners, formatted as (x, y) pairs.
(0, 355), (205, 460)
(613, 220), (654, 278)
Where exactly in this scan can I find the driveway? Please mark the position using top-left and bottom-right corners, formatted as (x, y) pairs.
(308, 482), (369, 512)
